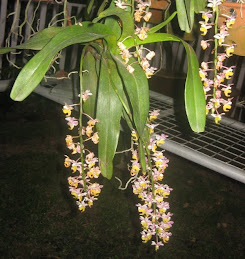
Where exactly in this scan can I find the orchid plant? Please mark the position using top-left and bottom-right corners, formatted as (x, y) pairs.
(0, 0), (236, 251)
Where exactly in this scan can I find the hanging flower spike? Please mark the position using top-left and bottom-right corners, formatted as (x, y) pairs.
(129, 110), (173, 251)
(63, 90), (102, 214)
(199, 0), (236, 124)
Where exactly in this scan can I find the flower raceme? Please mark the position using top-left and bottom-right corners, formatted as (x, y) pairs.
(116, 0), (157, 79)
(199, 0), (236, 124)
(130, 110), (173, 251)
(63, 98), (174, 251)
(62, 91), (103, 213)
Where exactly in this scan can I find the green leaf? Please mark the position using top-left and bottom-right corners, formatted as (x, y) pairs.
(0, 27), (64, 54)
(93, 7), (134, 41)
(123, 33), (206, 132)
(149, 12), (177, 34)
(102, 0), (125, 40)
(138, 139), (147, 173)
(10, 22), (115, 101)
(82, 50), (99, 118)
(181, 40), (206, 133)
(193, 0), (207, 13)
(112, 55), (149, 136)
(96, 55), (123, 179)
(123, 33), (180, 48)
(176, 0), (194, 33)
(104, 17), (122, 40)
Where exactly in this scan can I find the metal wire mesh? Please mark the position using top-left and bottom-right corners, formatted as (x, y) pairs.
(149, 92), (245, 173)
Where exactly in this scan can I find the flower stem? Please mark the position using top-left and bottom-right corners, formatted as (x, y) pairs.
(79, 47), (89, 191)
(213, 5), (219, 98)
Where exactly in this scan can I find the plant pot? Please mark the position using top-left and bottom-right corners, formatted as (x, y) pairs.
(150, 0), (170, 24)
(218, 2), (245, 56)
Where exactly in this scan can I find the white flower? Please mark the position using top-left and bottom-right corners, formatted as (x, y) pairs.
(115, 0), (128, 9)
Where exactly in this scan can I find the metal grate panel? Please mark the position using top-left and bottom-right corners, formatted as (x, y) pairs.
(149, 91), (245, 183)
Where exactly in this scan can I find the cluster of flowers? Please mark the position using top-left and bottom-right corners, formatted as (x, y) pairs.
(116, 0), (157, 78)
(130, 110), (173, 251)
(199, 0), (236, 124)
(62, 90), (103, 212)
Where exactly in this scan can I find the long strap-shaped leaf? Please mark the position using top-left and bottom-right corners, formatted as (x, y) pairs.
(182, 41), (206, 133)
(82, 50), (99, 118)
(0, 27), (64, 54)
(176, 0), (194, 33)
(112, 55), (149, 137)
(149, 11), (177, 34)
(10, 22), (115, 101)
(123, 33), (206, 133)
(96, 55), (123, 179)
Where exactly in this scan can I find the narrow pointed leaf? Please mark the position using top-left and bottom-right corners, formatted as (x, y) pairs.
(149, 12), (177, 34)
(176, 0), (194, 33)
(96, 56), (122, 179)
(82, 50), (99, 118)
(113, 55), (149, 136)
(181, 40), (206, 132)
(10, 22), (115, 101)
